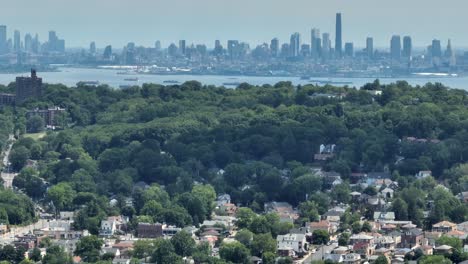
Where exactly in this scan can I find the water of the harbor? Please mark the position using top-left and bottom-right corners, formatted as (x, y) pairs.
(1, 67), (468, 90)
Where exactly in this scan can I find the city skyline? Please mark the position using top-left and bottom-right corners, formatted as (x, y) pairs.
(1, 0), (468, 49)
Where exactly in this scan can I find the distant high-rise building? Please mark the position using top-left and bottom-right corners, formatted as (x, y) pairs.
(366, 37), (373, 59)
(322, 33), (331, 59)
(32, 34), (39, 53)
(155, 41), (161, 51)
(24, 34), (33, 52)
(103, 45), (112, 59)
(213, 40), (223, 56)
(311, 28), (320, 58)
(47, 31), (65, 52)
(179, 40), (186, 55)
(445, 39), (456, 66)
(335, 13), (342, 58)
(290, 32), (301, 57)
(280, 43), (290, 58)
(402, 36), (412, 58)
(227, 40), (239, 60)
(301, 44), (311, 57)
(270, 38), (279, 57)
(445, 39), (453, 58)
(14, 30), (21, 52)
(16, 69), (43, 104)
(90, 42), (96, 54)
(431, 39), (442, 58)
(390, 35), (401, 61)
(344, 42), (354, 57)
(168, 43), (178, 57)
(0, 25), (6, 54)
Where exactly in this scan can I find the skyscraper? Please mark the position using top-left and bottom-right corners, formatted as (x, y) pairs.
(322, 33), (331, 59)
(402, 36), (412, 58)
(14, 30), (21, 52)
(344, 42), (354, 57)
(366, 37), (373, 59)
(431, 39), (442, 58)
(227, 40), (239, 60)
(90, 42), (96, 54)
(290, 32), (301, 57)
(311, 28), (320, 58)
(103, 45), (112, 59)
(24, 34), (32, 52)
(179, 40), (186, 55)
(0, 25), (6, 54)
(445, 39), (453, 58)
(214, 40), (223, 56)
(390, 35), (401, 61)
(155, 41), (161, 51)
(335, 13), (342, 58)
(270, 38), (279, 57)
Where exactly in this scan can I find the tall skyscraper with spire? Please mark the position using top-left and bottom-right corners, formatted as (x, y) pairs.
(335, 13), (342, 58)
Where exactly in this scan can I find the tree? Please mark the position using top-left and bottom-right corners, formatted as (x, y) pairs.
(418, 255), (452, 264)
(436, 236), (462, 250)
(10, 146), (30, 171)
(374, 256), (389, 264)
(132, 240), (155, 259)
(30, 247), (42, 262)
(391, 198), (408, 220)
(171, 230), (195, 257)
(298, 200), (319, 222)
(74, 235), (103, 263)
(219, 241), (250, 264)
(235, 229), (254, 247)
(338, 232), (350, 246)
(236, 208), (257, 229)
(42, 245), (72, 264)
(47, 183), (76, 212)
(151, 238), (183, 264)
(26, 115), (45, 133)
(251, 233), (277, 257)
(312, 230), (330, 245)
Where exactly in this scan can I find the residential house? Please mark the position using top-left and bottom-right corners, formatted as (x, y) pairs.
(314, 144), (336, 161)
(415, 171), (432, 179)
(374, 212), (395, 222)
(137, 223), (163, 238)
(101, 247), (121, 258)
(434, 245), (453, 254)
(277, 233), (308, 257)
(265, 202), (299, 223)
(432, 221), (457, 233)
(309, 220), (333, 234)
(400, 228), (424, 248)
(350, 233), (375, 256)
(458, 192), (468, 203)
(380, 188), (394, 199)
(112, 258), (131, 264)
(343, 253), (361, 264)
(216, 194), (231, 207)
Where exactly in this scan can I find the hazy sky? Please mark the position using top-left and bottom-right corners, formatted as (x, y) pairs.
(3, 0), (467, 49)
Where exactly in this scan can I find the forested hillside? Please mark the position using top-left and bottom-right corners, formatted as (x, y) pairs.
(5, 80), (468, 232)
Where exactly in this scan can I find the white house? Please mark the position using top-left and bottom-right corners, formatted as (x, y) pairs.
(277, 233), (308, 257)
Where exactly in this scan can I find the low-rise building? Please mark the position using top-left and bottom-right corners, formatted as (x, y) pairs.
(277, 233), (308, 257)
(432, 220), (457, 233)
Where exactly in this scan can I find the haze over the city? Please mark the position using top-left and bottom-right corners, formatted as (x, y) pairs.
(2, 0), (468, 48)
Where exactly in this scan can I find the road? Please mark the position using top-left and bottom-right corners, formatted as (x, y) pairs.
(1, 134), (17, 189)
(301, 244), (337, 263)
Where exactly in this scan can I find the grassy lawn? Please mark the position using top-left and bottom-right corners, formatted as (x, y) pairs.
(23, 132), (47, 140)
